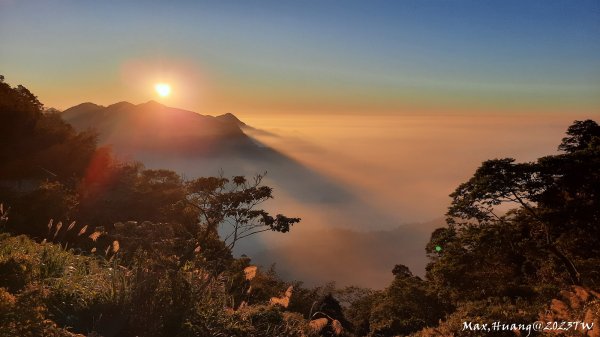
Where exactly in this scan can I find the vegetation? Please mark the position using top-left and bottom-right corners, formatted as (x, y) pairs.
(1, 75), (599, 336)
(0, 75), (96, 182)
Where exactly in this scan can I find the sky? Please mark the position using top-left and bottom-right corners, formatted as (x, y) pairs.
(1, 0), (599, 115)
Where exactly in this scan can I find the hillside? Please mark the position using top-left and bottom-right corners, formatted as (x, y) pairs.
(62, 101), (255, 156)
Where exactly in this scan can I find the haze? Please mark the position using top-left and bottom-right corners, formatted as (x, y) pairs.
(2, 1), (599, 115)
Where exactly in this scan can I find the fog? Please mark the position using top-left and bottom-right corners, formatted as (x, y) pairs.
(141, 111), (597, 288)
(241, 112), (594, 222)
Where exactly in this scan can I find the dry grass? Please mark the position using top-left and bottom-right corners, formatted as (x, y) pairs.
(67, 221), (76, 232)
(112, 240), (120, 254)
(0, 204), (9, 229)
(77, 225), (88, 236)
(88, 231), (101, 242)
(270, 285), (293, 308)
(331, 319), (343, 336)
(309, 318), (328, 333)
(244, 265), (257, 281)
(540, 286), (600, 336)
(53, 221), (63, 239)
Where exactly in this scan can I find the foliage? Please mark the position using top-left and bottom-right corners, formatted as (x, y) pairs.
(410, 298), (541, 337)
(0, 75), (97, 181)
(77, 156), (197, 228)
(539, 286), (600, 336)
(425, 221), (546, 304)
(558, 119), (600, 153)
(334, 286), (380, 337)
(3, 181), (79, 238)
(309, 293), (352, 336)
(0, 233), (124, 336)
(420, 119), (600, 336)
(443, 120), (600, 288)
(367, 265), (442, 336)
(0, 230), (316, 337)
(0, 286), (85, 337)
(186, 174), (301, 250)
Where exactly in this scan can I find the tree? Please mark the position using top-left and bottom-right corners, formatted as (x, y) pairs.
(444, 120), (600, 287)
(0, 75), (97, 181)
(558, 119), (600, 153)
(335, 286), (379, 337)
(418, 120), (600, 337)
(6, 181), (78, 238)
(0, 76), (42, 143)
(425, 220), (539, 303)
(368, 265), (442, 336)
(185, 174), (300, 250)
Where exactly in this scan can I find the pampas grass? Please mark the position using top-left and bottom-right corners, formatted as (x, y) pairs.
(77, 225), (87, 236)
(331, 319), (343, 336)
(244, 265), (257, 281)
(53, 221), (63, 239)
(89, 231), (101, 242)
(0, 204), (8, 229)
(66, 221), (76, 232)
(270, 285), (293, 308)
(112, 240), (120, 254)
(309, 318), (328, 333)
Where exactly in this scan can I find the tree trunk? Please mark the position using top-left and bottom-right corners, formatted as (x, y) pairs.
(547, 244), (581, 285)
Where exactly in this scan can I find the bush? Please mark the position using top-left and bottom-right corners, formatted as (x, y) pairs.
(0, 234), (127, 336)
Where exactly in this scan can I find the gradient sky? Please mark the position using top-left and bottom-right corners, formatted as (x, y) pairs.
(1, 0), (599, 115)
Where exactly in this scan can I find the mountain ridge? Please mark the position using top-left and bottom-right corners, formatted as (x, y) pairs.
(62, 100), (255, 156)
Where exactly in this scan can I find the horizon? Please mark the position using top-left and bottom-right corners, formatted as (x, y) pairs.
(1, 0), (599, 116)
(10, 82), (594, 228)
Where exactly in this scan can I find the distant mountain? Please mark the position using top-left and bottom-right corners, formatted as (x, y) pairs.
(215, 112), (247, 128)
(62, 101), (255, 156)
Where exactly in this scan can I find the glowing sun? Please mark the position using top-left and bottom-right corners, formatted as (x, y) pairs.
(154, 83), (171, 97)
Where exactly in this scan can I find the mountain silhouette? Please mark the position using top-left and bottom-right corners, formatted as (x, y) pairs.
(215, 112), (247, 127)
(62, 101), (254, 156)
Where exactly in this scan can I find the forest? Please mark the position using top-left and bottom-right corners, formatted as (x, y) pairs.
(1, 75), (599, 336)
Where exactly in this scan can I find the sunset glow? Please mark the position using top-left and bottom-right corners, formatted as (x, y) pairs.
(1, 1), (598, 114)
(154, 83), (171, 97)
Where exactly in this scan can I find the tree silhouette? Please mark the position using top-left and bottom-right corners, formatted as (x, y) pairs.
(558, 119), (600, 153)
(0, 75), (97, 181)
(185, 173), (300, 250)
(445, 120), (600, 286)
(369, 264), (442, 336)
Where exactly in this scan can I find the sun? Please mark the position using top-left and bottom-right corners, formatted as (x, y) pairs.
(154, 83), (171, 97)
